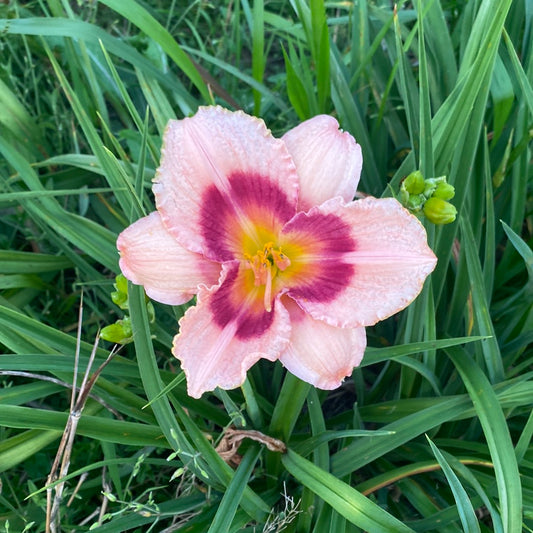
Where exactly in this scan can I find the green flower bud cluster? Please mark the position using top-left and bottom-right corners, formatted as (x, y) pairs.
(101, 274), (154, 344)
(400, 171), (457, 225)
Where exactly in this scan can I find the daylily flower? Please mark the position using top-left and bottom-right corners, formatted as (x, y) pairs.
(117, 106), (437, 398)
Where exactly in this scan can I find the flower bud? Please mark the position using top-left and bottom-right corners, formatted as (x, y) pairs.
(403, 171), (426, 194)
(100, 317), (132, 344)
(407, 194), (425, 212)
(111, 289), (128, 309)
(111, 274), (129, 310)
(432, 181), (455, 201)
(115, 273), (128, 294)
(423, 197), (457, 225)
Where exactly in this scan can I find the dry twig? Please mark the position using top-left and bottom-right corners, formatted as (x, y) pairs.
(44, 295), (117, 533)
(215, 427), (286, 466)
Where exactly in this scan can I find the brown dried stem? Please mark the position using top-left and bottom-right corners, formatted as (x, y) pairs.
(45, 295), (117, 533)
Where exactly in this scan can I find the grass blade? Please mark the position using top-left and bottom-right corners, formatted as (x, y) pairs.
(97, 0), (209, 103)
(207, 447), (261, 533)
(460, 215), (504, 382)
(445, 346), (522, 532)
(426, 436), (481, 532)
(283, 449), (415, 532)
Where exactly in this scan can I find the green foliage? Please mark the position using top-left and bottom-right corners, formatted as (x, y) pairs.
(0, 0), (531, 531)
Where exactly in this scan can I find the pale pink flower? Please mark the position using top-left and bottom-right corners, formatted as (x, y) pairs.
(117, 106), (437, 398)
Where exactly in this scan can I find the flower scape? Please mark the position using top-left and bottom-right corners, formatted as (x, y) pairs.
(117, 106), (437, 398)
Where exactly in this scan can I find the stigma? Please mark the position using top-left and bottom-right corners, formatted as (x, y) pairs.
(244, 242), (291, 312)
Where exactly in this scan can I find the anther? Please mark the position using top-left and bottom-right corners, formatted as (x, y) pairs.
(244, 243), (291, 312)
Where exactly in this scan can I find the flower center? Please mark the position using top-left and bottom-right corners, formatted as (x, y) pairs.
(244, 242), (291, 312)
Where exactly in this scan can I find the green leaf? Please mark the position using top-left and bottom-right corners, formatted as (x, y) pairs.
(362, 336), (487, 366)
(0, 429), (61, 473)
(282, 449), (415, 532)
(0, 404), (166, 447)
(417, 0), (434, 177)
(490, 54), (515, 143)
(251, 0), (265, 115)
(445, 346), (522, 532)
(269, 373), (310, 441)
(460, 216), (504, 382)
(0, 78), (44, 159)
(0, 135), (119, 272)
(282, 45), (311, 120)
(501, 221), (533, 280)
(0, 17), (197, 112)
(331, 395), (473, 477)
(97, 0), (209, 103)
(293, 429), (395, 459)
(503, 29), (533, 118)
(0, 274), (47, 290)
(207, 447), (261, 533)
(426, 436), (481, 532)
(431, 0), (513, 174)
(393, 8), (420, 165)
(0, 251), (72, 274)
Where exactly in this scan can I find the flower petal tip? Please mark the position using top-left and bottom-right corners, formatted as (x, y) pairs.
(283, 114), (362, 210)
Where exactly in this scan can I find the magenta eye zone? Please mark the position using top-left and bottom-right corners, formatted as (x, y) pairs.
(209, 264), (276, 340)
(199, 172), (296, 262)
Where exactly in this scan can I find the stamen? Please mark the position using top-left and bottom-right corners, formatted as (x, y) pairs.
(244, 242), (290, 312)
(248, 254), (269, 286)
(271, 248), (291, 271)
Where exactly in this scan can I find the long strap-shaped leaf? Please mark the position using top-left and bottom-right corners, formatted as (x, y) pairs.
(445, 345), (522, 533)
(426, 436), (482, 533)
(0, 135), (118, 272)
(0, 17), (196, 110)
(431, 0), (513, 173)
(207, 446), (262, 533)
(98, 0), (210, 103)
(283, 449), (415, 532)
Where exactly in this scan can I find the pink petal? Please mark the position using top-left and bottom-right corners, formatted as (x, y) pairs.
(279, 297), (366, 389)
(173, 263), (291, 398)
(279, 202), (356, 304)
(117, 212), (220, 305)
(154, 106), (299, 262)
(286, 197), (437, 327)
(282, 115), (362, 211)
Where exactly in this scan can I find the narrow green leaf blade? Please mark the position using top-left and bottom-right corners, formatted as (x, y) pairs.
(283, 449), (415, 532)
(426, 436), (481, 533)
(445, 346), (522, 532)
(97, 0), (209, 103)
(207, 447), (261, 533)
(460, 216), (504, 382)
